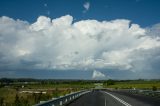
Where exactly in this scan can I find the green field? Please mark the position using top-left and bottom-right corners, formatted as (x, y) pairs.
(104, 80), (160, 90)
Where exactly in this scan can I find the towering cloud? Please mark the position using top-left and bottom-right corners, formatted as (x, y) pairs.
(92, 70), (106, 79)
(0, 15), (160, 78)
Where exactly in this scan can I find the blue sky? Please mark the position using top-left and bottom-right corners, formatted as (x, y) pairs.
(0, 0), (160, 79)
(1, 0), (160, 27)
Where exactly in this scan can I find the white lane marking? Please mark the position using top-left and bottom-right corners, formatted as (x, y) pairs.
(103, 91), (132, 106)
(105, 97), (106, 106)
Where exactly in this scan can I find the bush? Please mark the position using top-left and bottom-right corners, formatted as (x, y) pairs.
(152, 86), (157, 91)
(107, 80), (115, 86)
(0, 97), (4, 106)
(14, 94), (21, 106)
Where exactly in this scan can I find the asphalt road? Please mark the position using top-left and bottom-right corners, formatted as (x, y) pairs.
(67, 90), (160, 106)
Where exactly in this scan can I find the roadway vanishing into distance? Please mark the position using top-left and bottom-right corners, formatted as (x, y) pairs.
(67, 90), (160, 106)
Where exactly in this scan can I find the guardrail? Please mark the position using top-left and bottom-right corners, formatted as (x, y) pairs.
(127, 89), (160, 98)
(34, 90), (90, 106)
(98, 89), (160, 98)
(109, 88), (160, 98)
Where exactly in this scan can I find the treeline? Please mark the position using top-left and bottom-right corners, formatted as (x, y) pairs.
(0, 78), (108, 85)
(0, 78), (159, 86)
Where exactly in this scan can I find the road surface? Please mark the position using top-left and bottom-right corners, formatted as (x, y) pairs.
(67, 90), (160, 106)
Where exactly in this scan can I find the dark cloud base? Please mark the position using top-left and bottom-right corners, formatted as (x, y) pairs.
(0, 69), (159, 79)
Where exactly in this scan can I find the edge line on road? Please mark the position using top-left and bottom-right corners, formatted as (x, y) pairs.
(103, 91), (132, 106)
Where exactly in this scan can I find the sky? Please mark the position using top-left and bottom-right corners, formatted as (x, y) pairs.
(0, 0), (160, 79)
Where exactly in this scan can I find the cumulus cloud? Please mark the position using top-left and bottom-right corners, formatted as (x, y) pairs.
(0, 15), (160, 78)
(83, 2), (90, 13)
(146, 23), (160, 37)
(92, 70), (105, 79)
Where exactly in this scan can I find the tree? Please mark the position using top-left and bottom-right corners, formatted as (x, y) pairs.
(33, 93), (42, 103)
(107, 80), (115, 86)
(152, 86), (157, 91)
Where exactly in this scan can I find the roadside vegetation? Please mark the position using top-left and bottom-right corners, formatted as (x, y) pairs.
(0, 78), (95, 105)
(0, 78), (159, 105)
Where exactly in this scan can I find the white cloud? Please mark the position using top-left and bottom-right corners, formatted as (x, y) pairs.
(83, 2), (90, 13)
(92, 70), (105, 79)
(44, 3), (47, 7)
(0, 15), (160, 79)
(146, 23), (160, 37)
(30, 16), (51, 31)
